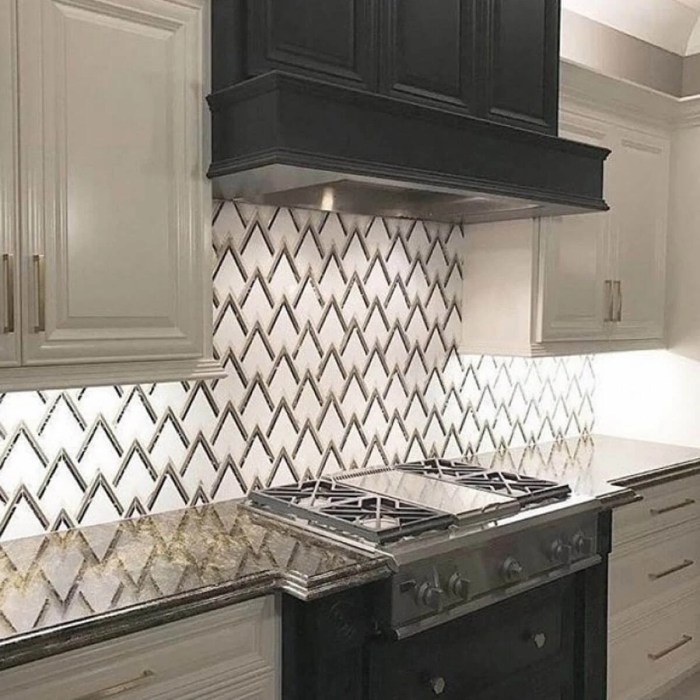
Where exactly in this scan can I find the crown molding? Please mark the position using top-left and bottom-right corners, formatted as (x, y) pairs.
(560, 59), (700, 131)
(560, 60), (680, 128)
(676, 93), (700, 126)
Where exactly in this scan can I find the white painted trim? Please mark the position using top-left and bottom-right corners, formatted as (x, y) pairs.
(561, 59), (700, 129)
(0, 357), (224, 392)
(458, 338), (664, 359)
(560, 61), (681, 127)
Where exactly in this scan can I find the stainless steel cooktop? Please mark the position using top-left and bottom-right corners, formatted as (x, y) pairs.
(247, 459), (601, 637)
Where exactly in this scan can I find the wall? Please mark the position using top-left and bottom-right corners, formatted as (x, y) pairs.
(561, 10), (684, 97)
(0, 201), (594, 542)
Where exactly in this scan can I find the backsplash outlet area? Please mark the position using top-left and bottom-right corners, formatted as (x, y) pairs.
(0, 202), (595, 542)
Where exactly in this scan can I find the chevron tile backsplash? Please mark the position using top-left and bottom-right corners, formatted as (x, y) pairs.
(0, 202), (594, 542)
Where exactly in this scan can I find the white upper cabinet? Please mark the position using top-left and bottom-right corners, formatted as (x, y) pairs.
(461, 98), (670, 357)
(0, 0), (220, 390)
(0, 0), (21, 367)
(608, 127), (668, 342)
(536, 112), (613, 345)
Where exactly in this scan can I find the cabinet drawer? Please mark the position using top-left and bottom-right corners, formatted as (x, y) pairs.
(609, 593), (699, 700)
(1, 597), (279, 700)
(613, 476), (700, 544)
(609, 526), (700, 616)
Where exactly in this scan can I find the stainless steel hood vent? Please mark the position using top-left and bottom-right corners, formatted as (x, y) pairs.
(216, 171), (595, 225)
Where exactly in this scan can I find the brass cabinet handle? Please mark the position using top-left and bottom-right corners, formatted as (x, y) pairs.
(650, 498), (696, 516)
(648, 559), (695, 581)
(648, 635), (693, 661)
(3, 254), (14, 334)
(613, 280), (622, 322)
(74, 670), (155, 700)
(33, 254), (45, 333)
(604, 280), (614, 322)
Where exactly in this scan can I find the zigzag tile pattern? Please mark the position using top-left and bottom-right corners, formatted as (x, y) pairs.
(0, 202), (594, 541)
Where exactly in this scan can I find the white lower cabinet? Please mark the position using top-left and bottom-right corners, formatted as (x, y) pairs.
(0, 597), (281, 700)
(608, 475), (700, 699)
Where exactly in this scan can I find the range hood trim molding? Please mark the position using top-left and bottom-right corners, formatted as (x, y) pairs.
(209, 71), (610, 222)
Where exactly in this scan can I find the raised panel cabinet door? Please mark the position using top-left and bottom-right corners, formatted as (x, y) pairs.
(17, 0), (210, 366)
(379, 0), (477, 112)
(608, 128), (669, 342)
(535, 113), (613, 343)
(0, 0), (21, 367)
(481, 0), (560, 133)
(247, 0), (377, 89)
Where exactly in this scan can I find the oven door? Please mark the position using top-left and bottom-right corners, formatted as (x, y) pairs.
(367, 576), (576, 700)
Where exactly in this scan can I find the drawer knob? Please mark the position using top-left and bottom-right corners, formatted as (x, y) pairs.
(428, 676), (446, 695)
(532, 632), (547, 649)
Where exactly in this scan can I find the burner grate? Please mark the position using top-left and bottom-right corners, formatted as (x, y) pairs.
(249, 479), (455, 543)
(396, 459), (571, 504)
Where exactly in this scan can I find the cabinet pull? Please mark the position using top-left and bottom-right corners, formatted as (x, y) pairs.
(3, 254), (14, 334)
(74, 670), (155, 700)
(648, 635), (693, 661)
(648, 559), (695, 580)
(650, 498), (696, 516)
(33, 254), (45, 333)
(604, 280), (614, 322)
(613, 280), (622, 322)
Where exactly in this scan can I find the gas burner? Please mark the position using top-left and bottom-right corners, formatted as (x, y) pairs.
(396, 458), (571, 505)
(249, 479), (455, 543)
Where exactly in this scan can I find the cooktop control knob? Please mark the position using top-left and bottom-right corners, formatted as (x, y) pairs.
(501, 556), (525, 584)
(571, 531), (594, 557)
(418, 582), (447, 611)
(550, 539), (572, 564)
(448, 573), (471, 600)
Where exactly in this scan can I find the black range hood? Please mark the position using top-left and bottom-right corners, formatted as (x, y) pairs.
(208, 1), (609, 224)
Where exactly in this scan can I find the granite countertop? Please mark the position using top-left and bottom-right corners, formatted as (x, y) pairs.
(2, 434), (699, 673)
(0, 501), (391, 672)
(473, 434), (700, 508)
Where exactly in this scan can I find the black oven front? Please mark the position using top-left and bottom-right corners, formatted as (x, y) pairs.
(282, 511), (610, 700)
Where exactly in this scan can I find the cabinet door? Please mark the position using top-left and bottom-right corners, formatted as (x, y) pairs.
(247, 0), (377, 89)
(17, 0), (209, 366)
(481, 0), (560, 133)
(608, 128), (668, 341)
(379, 0), (477, 113)
(535, 113), (612, 343)
(0, 0), (21, 367)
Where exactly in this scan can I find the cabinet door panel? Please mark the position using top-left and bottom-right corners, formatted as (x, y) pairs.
(482, 0), (559, 133)
(380, 0), (477, 112)
(609, 129), (668, 341)
(0, 0), (21, 367)
(536, 114), (612, 343)
(247, 0), (377, 89)
(18, 0), (209, 366)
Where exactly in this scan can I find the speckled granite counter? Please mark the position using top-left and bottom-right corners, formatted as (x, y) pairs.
(473, 434), (700, 508)
(0, 501), (390, 672)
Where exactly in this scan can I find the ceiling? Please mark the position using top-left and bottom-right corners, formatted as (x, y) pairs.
(562, 0), (700, 55)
